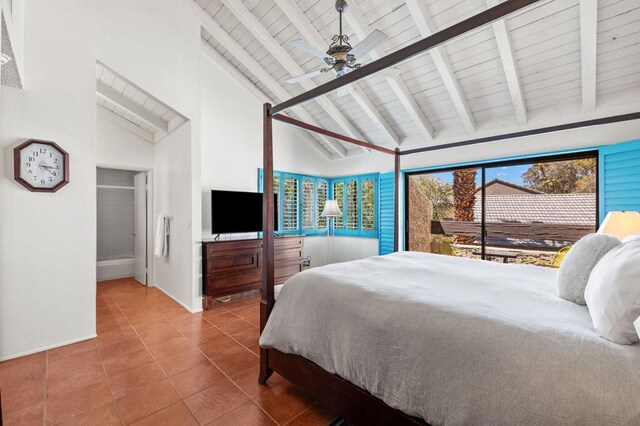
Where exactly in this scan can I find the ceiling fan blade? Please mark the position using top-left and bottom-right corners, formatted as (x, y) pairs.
(290, 39), (332, 61)
(350, 29), (388, 59)
(286, 69), (325, 84)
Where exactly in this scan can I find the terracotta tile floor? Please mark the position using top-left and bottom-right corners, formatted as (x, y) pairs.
(0, 278), (334, 425)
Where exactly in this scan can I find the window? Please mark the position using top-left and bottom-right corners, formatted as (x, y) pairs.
(405, 152), (598, 266)
(282, 177), (298, 231)
(317, 181), (328, 229)
(361, 178), (376, 231)
(302, 179), (315, 231)
(259, 170), (377, 237)
(332, 174), (378, 237)
(333, 182), (344, 229)
(346, 180), (358, 230)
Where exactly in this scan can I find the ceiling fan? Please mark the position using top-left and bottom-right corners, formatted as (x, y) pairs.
(286, 0), (388, 85)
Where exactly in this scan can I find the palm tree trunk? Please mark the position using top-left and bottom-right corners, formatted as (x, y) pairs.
(453, 169), (477, 245)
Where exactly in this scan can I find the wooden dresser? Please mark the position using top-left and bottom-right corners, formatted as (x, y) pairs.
(202, 236), (304, 309)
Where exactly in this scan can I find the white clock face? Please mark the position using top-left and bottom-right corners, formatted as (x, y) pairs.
(20, 143), (65, 189)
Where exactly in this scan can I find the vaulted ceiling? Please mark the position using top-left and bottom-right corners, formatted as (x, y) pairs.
(186, 0), (640, 159)
(96, 63), (188, 143)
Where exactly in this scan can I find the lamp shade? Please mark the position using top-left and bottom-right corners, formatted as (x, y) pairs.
(321, 200), (342, 218)
(598, 211), (640, 240)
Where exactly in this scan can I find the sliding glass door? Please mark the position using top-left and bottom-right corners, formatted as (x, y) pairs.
(406, 167), (481, 259)
(405, 152), (598, 267)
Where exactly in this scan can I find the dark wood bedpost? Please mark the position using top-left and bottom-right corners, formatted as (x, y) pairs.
(394, 148), (400, 252)
(259, 103), (275, 384)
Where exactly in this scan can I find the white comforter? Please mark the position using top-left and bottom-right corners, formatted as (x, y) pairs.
(259, 252), (640, 425)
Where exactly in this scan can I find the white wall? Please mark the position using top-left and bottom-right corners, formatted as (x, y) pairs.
(96, 111), (154, 171)
(0, 0), (202, 360)
(154, 123), (199, 310)
(200, 53), (332, 267)
(0, 0), (97, 360)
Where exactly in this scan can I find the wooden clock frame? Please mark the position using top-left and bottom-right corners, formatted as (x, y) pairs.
(14, 139), (70, 193)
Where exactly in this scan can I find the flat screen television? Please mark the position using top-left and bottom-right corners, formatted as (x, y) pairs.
(211, 190), (278, 234)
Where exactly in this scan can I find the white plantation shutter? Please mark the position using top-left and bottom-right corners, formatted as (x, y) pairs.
(346, 180), (358, 230)
(259, 170), (377, 237)
(273, 175), (280, 231)
(361, 178), (375, 231)
(302, 179), (315, 230)
(317, 180), (328, 229)
(333, 181), (344, 229)
(282, 177), (299, 231)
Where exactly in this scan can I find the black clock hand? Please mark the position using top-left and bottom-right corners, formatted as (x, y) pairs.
(39, 164), (56, 176)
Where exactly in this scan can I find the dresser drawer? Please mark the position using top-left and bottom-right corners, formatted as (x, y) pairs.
(205, 239), (261, 258)
(206, 250), (258, 273)
(259, 249), (303, 265)
(207, 270), (261, 292)
(276, 263), (302, 279)
(274, 237), (303, 249)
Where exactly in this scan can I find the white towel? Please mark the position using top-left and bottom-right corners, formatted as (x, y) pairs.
(154, 215), (167, 257)
(163, 215), (170, 257)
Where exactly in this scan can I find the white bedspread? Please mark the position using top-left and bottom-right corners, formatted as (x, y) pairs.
(259, 252), (640, 425)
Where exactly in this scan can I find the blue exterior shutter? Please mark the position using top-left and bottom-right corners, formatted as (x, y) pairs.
(378, 172), (395, 255)
(599, 139), (640, 224)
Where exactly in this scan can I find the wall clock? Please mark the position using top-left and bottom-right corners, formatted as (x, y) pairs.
(14, 139), (69, 192)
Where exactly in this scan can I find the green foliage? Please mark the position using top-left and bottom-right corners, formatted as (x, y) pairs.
(361, 179), (376, 231)
(413, 175), (454, 220)
(522, 159), (596, 194)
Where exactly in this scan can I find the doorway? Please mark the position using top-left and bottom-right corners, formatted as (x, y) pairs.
(97, 167), (148, 284)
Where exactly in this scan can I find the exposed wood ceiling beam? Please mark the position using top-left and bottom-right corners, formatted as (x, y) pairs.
(340, 0), (435, 142)
(405, 0), (476, 134)
(580, 0), (598, 112)
(487, 0), (527, 125)
(273, 114), (396, 155)
(189, 5), (347, 159)
(272, 0), (401, 148)
(220, 0), (369, 153)
(401, 111), (640, 155)
(96, 81), (169, 133)
(200, 40), (335, 160)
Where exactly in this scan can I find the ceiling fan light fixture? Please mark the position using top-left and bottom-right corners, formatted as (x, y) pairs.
(287, 0), (387, 85)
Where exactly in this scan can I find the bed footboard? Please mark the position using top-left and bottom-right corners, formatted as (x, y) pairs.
(263, 348), (426, 426)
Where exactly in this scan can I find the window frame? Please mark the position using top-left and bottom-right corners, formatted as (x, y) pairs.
(259, 169), (378, 238)
(402, 150), (599, 256)
(331, 173), (379, 238)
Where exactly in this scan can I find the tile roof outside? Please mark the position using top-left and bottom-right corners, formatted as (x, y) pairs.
(474, 193), (596, 226)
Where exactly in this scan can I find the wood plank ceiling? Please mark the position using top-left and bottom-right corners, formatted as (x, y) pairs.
(188, 0), (640, 159)
(96, 63), (188, 143)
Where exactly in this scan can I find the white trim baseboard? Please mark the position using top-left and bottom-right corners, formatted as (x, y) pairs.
(0, 334), (98, 362)
(151, 284), (202, 314)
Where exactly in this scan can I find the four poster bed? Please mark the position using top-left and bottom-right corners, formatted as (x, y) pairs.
(257, 1), (640, 425)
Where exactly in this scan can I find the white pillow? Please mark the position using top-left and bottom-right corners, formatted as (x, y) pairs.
(557, 233), (621, 305)
(635, 316), (640, 341)
(623, 234), (640, 243)
(585, 240), (640, 344)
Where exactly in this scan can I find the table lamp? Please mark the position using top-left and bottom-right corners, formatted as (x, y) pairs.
(598, 211), (640, 240)
(321, 200), (342, 263)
